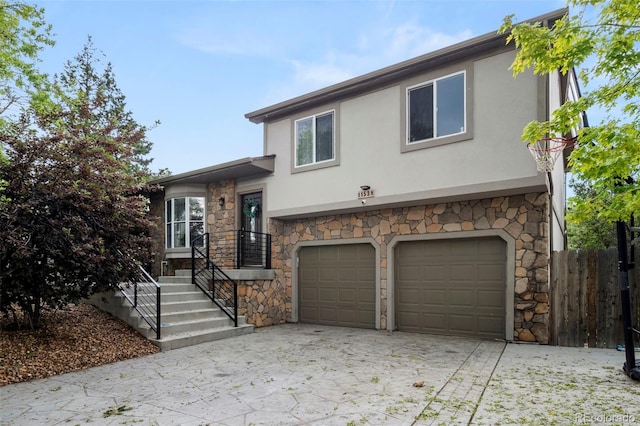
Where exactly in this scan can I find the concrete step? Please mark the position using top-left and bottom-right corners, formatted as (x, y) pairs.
(158, 275), (192, 284)
(89, 279), (254, 351)
(147, 324), (255, 351)
(159, 282), (197, 293)
(160, 291), (209, 302)
(156, 316), (233, 336)
(152, 299), (217, 314)
(159, 307), (227, 323)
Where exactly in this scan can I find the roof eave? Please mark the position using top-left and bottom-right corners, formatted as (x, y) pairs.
(150, 155), (275, 186)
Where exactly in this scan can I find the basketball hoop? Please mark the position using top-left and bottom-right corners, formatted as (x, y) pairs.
(527, 137), (576, 172)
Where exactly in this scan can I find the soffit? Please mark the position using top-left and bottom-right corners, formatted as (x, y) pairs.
(150, 156), (275, 185)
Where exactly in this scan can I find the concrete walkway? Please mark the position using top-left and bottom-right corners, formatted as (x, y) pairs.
(1, 324), (639, 425)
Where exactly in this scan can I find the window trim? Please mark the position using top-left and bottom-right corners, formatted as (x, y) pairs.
(401, 63), (473, 153)
(165, 196), (206, 250)
(290, 104), (340, 173)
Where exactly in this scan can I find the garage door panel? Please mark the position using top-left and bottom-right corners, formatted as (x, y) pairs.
(396, 237), (506, 339)
(449, 264), (475, 280)
(300, 268), (318, 281)
(300, 287), (318, 300)
(450, 243), (476, 257)
(398, 288), (421, 304)
(477, 318), (503, 337)
(398, 265), (422, 281)
(477, 264), (505, 281)
(422, 289), (446, 305)
(478, 290), (504, 307)
(449, 290), (475, 307)
(318, 288), (337, 302)
(422, 313), (447, 330)
(299, 244), (375, 329)
(358, 267), (376, 281)
(338, 288), (357, 302)
(449, 314), (476, 332)
(358, 289), (376, 303)
(423, 265), (447, 279)
(317, 268), (337, 281)
(338, 268), (356, 281)
(318, 308), (337, 322)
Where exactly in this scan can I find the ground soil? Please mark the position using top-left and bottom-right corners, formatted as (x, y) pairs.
(0, 303), (160, 386)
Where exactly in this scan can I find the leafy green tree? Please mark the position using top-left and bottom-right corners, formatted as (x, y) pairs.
(44, 37), (157, 176)
(0, 40), (157, 329)
(566, 177), (616, 248)
(500, 0), (640, 223)
(0, 1), (54, 205)
(0, 1), (53, 123)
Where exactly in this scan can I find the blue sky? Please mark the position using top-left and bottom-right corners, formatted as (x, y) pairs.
(35, 0), (566, 174)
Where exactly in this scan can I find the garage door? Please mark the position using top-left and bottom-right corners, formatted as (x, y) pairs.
(298, 244), (375, 328)
(395, 237), (506, 339)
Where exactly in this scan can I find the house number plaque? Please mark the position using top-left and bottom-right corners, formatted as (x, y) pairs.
(358, 189), (375, 199)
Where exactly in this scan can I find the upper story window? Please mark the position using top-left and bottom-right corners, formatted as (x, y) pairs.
(407, 71), (466, 144)
(166, 197), (205, 248)
(294, 110), (335, 168)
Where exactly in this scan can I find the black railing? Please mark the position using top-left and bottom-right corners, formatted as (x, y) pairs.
(118, 265), (161, 340)
(236, 230), (271, 269)
(192, 233), (238, 326)
(206, 230), (271, 269)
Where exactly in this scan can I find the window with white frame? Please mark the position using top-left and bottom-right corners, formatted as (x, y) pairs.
(294, 110), (335, 167)
(165, 197), (205, 248)
(407, 71), (466, 143)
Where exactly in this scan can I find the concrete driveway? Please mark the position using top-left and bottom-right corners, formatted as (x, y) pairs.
(1, 324), (638, 425)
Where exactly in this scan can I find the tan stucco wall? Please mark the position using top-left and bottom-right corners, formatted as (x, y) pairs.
(263, 49), (545, 216)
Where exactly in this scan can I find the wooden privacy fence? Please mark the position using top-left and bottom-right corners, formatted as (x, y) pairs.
(551, 248), (640, 348)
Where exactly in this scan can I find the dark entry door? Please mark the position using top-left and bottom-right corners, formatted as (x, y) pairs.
(240, 192), (263, 266)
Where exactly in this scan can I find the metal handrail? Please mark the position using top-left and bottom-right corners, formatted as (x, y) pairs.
(236, 230), (272, 269)
(203, 230), (271, 269)
(192, 233), (239, 326)
(117, 264), (161, 340)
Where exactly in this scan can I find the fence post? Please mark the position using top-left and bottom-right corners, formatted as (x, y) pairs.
(265, 233), (271, 269)
(617, 221), (639, 379)
(156, 285), (161, 340)
(236, 231), (242, 269)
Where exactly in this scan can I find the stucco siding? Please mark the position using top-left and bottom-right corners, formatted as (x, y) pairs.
(263, 49), (546, 217)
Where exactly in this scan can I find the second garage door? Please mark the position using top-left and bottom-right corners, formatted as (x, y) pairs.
(395, 237), (506, 339)
(298, 244), (375, 328)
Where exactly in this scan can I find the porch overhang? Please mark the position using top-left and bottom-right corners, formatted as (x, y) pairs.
(150, 156), (275, 185)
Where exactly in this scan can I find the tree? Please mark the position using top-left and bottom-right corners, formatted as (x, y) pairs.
(566, 177), (617, 248)
(0, 1), (54, 123)
(500, 0), (640, 224)
(0, 40), (157, 329)
(0, 1), (54, 206)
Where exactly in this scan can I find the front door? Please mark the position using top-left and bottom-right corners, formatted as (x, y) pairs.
(240, 192), (263, 266)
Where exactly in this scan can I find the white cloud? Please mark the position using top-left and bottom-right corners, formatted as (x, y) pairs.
(383, 22), (474, 62)
(289, 59), (355, 91)
(262, 21), (475, 105)
(174, 27), (273, 57)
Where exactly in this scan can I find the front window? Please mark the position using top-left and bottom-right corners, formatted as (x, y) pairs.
(407, 71), (465, 143)
(295, 111), (334, 167)
(166, 197), (205, 248)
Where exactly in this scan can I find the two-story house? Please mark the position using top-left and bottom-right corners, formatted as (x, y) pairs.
(148, 8), (580, 345)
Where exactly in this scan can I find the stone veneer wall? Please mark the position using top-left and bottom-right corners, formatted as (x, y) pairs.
(207, 179), (237, 269)
(238, 280), (288, 327)
(265, 192), (551, 343)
